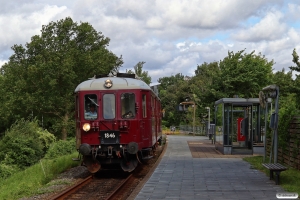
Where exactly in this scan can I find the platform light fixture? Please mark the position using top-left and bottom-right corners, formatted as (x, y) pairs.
(205, 107), (210, 130)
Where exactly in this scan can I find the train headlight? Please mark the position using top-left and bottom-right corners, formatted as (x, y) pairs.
(104, 79), (113, 88)
(82, 123), (91, 132)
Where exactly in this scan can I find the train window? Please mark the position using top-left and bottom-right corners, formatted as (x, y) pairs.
(142, 94), (146, 118)
(121, 93), (135, 119)
(103, 94), (115, 119)
(84, 94), (98, 120)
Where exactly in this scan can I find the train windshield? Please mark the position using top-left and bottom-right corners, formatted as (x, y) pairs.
(84, 94), (98, 120)
(103, 94), (116, 119)
(121, 93), (135, 119)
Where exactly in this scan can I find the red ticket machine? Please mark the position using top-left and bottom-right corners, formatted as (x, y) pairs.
(237, 117), (246, 141)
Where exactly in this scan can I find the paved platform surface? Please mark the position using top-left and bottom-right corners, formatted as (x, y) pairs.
(135, 135), (286, 200)
(188, 140), (253, 158)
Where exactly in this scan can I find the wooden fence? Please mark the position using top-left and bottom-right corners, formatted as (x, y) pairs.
(266, 116), (300, 170)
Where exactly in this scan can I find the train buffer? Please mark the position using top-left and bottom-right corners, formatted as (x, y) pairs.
(262, 163), (287, 185)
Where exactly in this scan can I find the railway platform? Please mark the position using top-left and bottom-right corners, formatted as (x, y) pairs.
(134, 135), (286, 200)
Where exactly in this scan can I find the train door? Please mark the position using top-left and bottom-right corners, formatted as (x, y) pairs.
(98, 92), (116, 134)
(140, 91), (151, 147)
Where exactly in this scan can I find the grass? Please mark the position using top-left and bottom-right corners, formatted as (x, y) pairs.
(162, 129), (181, 135)
(0, 152), (80, 200)
(243, 156), (300, 196)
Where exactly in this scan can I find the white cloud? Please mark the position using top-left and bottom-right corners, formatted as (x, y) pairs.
(287, 3), (300, 20)
(1, 0), (300, 85)
(157, 0), (282, 29)
(232, 10), (288, 42)
(149, 53), (200, 83)
(0, 4), (69, 51)
(146, 17), (164, 29)
(0, 60), (7, 68)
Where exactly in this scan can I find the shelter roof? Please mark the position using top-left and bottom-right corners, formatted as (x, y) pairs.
(215, 98), (272, 106)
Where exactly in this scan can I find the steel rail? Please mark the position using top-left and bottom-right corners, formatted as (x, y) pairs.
(104, 173), (133, 200)
(48, 175), (93, 200)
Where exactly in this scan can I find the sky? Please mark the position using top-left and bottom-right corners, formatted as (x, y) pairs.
(1, 0), (300, 85)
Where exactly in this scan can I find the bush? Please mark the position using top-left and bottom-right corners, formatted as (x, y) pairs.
(278, 94), (299, 148)
(0, 136), (44, 168)
(0, 163), (19, 179)
(37, 129), (56, 153)
(162, 120), (169, 128)
(0, 118), (56, 170)
(45, 138), (76, 159)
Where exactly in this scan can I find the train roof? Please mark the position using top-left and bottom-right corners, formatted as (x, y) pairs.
(75, 76), (152, 92)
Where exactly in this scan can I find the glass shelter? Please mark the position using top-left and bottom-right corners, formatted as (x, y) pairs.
(214, 98), (270, 155)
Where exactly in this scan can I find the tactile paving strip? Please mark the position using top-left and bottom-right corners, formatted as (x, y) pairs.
(188, 141), (252, 158)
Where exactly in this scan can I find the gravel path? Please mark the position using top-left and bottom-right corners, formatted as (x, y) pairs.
(19, 166), (91, 200)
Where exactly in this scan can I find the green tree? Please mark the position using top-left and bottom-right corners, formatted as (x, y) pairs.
(0, 75), (6, 137)
(215, 50), (273, 98)
(277, 93), (298, 149)
(192, 61), (221, 110)
(290, 48), (300, 69)
(0, 17), (123, 139)
(271, 69), (293, 97)
(289, 48), (300, 108)
(0, 119), (56, 170)
(158, 74), (190, 127)
(154, 49), (275, 128)
(127, 61), (151, 85)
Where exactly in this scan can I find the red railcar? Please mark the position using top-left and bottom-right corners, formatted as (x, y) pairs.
(74, 73), (162, 172)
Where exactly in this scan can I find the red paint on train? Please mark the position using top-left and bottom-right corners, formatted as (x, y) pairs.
(74, 73), (162, 172)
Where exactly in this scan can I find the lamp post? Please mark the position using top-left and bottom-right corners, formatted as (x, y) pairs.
(205, 107), (210, 129)
(262, 85), (279, 163)
(205, 107), (210, 138)
(180, 101), (196, 136)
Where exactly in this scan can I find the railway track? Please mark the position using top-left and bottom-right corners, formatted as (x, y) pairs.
(48, 141), (167, 200)
(49, 175), (93, 199)
(104, 174), (134, 200)
(49, 170), (131, 200)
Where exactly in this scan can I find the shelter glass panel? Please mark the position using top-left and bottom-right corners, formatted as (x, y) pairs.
(215, 103), (223, 145)
(231, 106), (246, 147)
(224, 103), (233, 145)
(253, 104), (264, 144)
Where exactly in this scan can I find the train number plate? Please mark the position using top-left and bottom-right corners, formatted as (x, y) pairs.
(100, 130), (120, 144)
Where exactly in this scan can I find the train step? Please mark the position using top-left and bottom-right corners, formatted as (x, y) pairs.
(142, 148), (152, 152)
(142, 155), (153, 160)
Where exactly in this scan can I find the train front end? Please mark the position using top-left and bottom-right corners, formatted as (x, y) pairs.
(74, 74), (158, 173)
